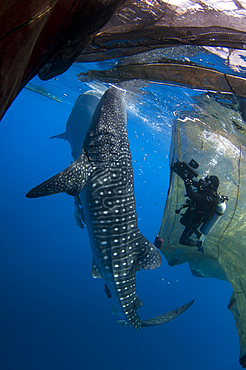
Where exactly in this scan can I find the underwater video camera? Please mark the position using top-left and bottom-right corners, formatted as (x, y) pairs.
(171, 159), (199, 181)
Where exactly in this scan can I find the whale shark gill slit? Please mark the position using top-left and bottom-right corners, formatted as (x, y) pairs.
(26, 87), (194, 329)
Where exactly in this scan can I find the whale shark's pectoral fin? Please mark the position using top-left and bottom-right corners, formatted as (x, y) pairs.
(26, 152), (93, 198)
(118, 299), (195, 328)
(133, 234), (162, 272)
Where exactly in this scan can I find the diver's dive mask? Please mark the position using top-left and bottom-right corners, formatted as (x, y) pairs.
(200, 176), (219, 191)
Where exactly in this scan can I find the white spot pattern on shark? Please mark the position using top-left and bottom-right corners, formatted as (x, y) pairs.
(26, 87), (194, 329)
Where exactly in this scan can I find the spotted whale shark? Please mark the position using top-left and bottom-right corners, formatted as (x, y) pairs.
(50, 89), (103, 229)
(50, 90), (103, 161)
(26, 87), (194, 329)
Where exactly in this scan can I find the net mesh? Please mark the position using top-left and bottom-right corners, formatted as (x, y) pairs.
(158, 93), (246, 361)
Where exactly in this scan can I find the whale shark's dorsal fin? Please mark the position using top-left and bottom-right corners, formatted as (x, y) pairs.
(118, 299), (194, 327)
(26, 151), (93, 198)
(132, 235), (161, 272)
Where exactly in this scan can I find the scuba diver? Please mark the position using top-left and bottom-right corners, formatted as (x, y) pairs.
(171, 159), (228, 252)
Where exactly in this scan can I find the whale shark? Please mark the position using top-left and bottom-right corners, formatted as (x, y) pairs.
(50, 90), (103, 229)
(50, 90), (103, 161)
(26, 87), (194, 329)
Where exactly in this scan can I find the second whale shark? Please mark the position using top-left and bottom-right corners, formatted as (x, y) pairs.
(26, 87), (193, 329)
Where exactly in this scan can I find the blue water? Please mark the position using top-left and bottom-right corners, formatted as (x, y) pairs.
(0, 73), (240, 369)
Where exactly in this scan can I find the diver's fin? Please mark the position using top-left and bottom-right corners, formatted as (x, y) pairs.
(132, 233), (161, 272)
(26, 152), (93, 198)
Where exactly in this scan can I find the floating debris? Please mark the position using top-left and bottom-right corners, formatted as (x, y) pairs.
(25, 84), (62, 103)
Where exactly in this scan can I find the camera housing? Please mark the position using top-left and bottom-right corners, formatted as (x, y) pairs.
(171, 159), (199, 181)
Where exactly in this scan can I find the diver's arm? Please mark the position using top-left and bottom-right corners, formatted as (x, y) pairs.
(185, 180), (214, 207)
(184, 180), (196, 199)
(192, 179), (202, 188)
(185, 180), (205, 203)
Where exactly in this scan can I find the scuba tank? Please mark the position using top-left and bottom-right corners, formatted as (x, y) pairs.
(200, 199), (227, 235)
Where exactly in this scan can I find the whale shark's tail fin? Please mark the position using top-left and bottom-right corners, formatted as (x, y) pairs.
(118, 299), (194, 328)
(26, 152), (93, 198)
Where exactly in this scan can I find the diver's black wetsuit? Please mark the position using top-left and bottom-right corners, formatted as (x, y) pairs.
(179, 180), (217, 247)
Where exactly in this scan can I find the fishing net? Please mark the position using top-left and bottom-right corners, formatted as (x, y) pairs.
(157, 92), (246, 366)
(2, 0), (246, 119)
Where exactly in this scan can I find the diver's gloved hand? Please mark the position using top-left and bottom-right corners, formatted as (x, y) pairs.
(185, 179), (192, 184)
(184, 175), (192, 184)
